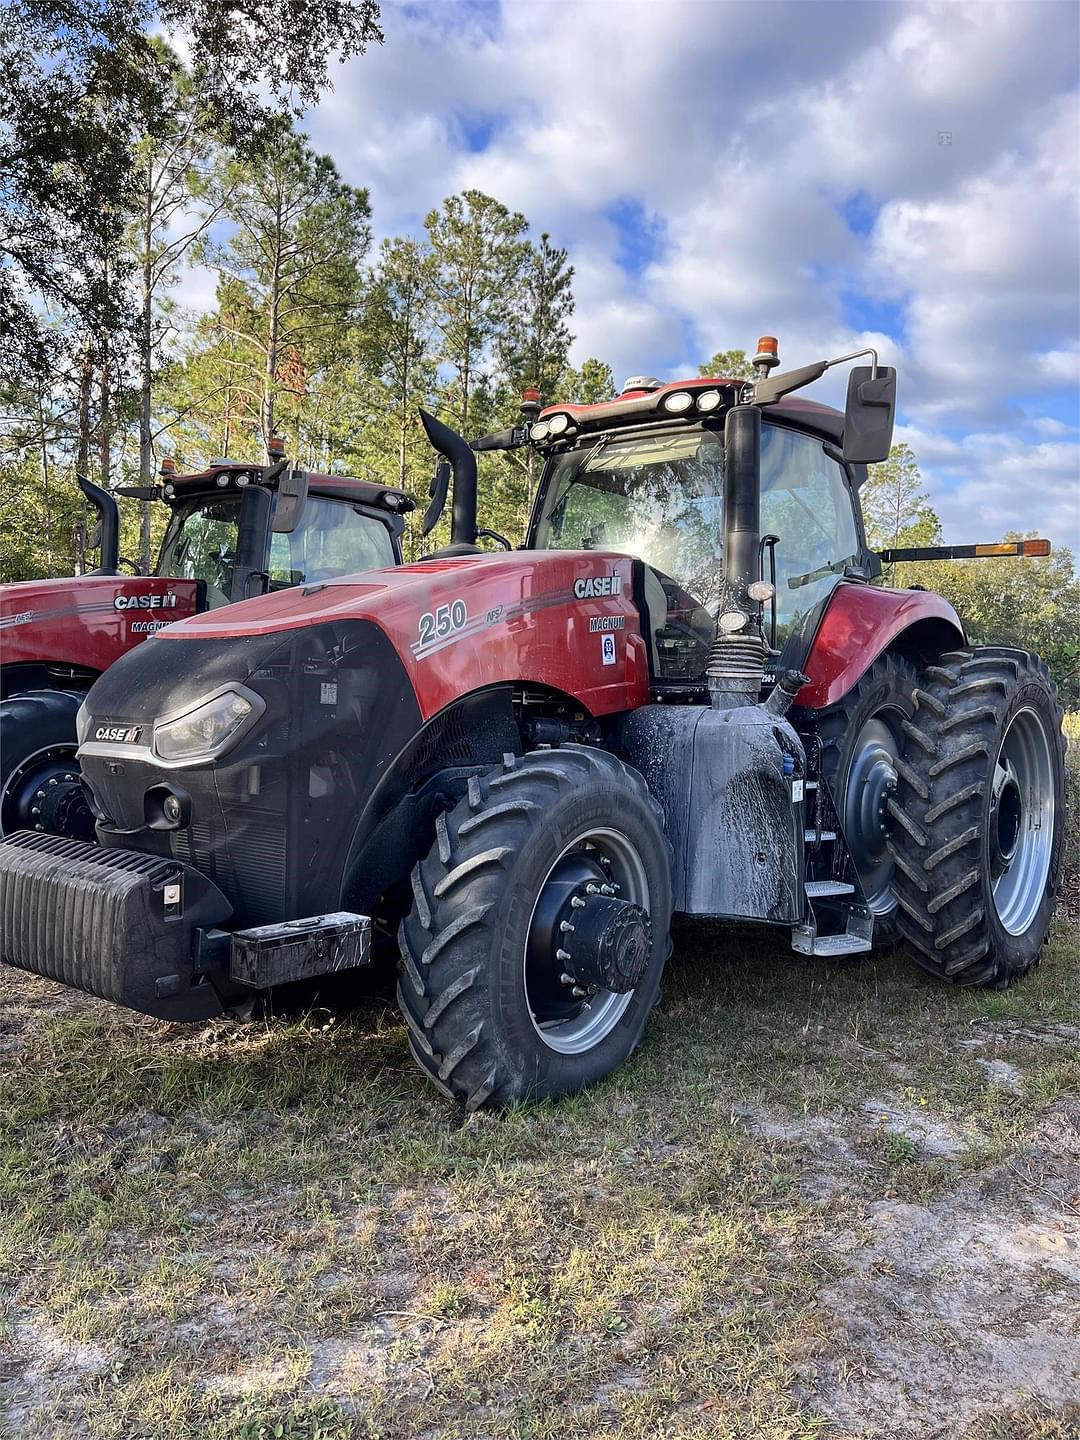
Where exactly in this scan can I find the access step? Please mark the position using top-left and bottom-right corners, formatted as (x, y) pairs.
(804, 829), (837, 843)
(804, 880), (855, 898)
(805, 932), (872, 956)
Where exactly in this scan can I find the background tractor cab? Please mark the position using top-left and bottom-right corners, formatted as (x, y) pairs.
(0, 446), (412, 839)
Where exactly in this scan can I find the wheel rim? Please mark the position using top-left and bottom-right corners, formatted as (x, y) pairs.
(990, 706), (1054, 936)
(0, 743), (92, 839)
(524, 826), (650, 1056)
(844, 714), (902, 916)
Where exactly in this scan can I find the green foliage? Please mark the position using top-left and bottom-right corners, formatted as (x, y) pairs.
(0, 0), (382, 391)
(862, 442), (942, 556)
(561, 358), (616, 404)
(699, 349), (756, 380)
(907, 541), (1080, 704)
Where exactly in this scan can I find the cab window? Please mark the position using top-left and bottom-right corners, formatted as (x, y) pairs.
(158, 493), (242, 608)
(267, 496), (394, 587)
(760, 425), (860, 639)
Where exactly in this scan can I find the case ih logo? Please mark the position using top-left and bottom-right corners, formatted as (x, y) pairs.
(113, 593), (179, 611)
(573, 573), (623, 600)
(94, 725), (142, 744)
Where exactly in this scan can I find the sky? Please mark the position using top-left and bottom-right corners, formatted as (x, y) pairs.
(183, 0), (1080, 547)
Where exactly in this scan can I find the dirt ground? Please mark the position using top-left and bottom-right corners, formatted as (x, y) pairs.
(0, 924), (1077, 1440)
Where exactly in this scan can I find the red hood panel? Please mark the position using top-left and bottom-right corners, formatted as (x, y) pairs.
(0, 575), (201, 674)
(159, 551), (650, 720)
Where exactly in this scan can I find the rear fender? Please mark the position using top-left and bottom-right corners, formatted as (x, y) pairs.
(798, 583), (965, 710)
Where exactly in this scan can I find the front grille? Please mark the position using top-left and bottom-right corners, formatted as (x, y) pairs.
(171, 812), (286, 926)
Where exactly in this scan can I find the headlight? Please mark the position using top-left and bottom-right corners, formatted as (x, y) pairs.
(696, 389), (722, 412)
(153, 686), (259, 763)
(75, 701), (91, 746)
(662, 391), (694, 413)
(530, 420), (550, 441)
(546, 413), (570, 436)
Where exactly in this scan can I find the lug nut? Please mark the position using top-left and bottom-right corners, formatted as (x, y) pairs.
(560, 972), (576, 985)
(560, 920), (575, 934)
(585, 882), (600, 895)
(600, 883), (615, 896)
(571, 986), (587, 998)
(556, 948), (572, 963)
(30, 806), (40, 816)
(48, 777), (57, 786)
(571, 896), (586, 909)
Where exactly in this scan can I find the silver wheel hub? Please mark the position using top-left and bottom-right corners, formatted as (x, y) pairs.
(524, 826), (650, 1057)
(990, 707), (1054, 936)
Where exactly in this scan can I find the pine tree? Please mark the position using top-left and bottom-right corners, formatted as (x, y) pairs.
(425, 191), (530, 432)
(199, 120), (371, 453)
(861, 442), (942, 578)
(698, 349), (756, 380)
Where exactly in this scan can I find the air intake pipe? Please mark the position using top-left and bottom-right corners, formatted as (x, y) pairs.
(707, 404), (767, 708)
(78, 473), (119, 576)
(418, 409), (478, 547)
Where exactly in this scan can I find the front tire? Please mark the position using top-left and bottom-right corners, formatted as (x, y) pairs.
(397, 746), (674, 1109)
(0, 689), (94, 840)
(888, 647), (1065, 987)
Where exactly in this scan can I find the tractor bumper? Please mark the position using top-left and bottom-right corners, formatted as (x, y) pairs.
(0, 832), (371, 1021)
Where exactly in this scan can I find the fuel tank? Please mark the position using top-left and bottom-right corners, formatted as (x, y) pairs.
(622, 702), (806, 921)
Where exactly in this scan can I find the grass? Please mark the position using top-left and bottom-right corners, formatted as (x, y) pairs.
(0, 921), (1078, 1439)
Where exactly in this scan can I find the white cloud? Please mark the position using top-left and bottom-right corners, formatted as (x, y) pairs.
(169, 0), (1080, 543)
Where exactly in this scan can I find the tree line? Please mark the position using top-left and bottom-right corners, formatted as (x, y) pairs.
(1, 35), (618, 573)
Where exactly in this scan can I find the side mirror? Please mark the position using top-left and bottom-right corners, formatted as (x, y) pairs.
(421, 459), (451, 537)
(843, 366), (896, 464)
(271, 466), (309, 534)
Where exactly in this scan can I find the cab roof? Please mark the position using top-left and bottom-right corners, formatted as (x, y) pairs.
(168, 463), (413, 511)
(539, 376), (846, 447)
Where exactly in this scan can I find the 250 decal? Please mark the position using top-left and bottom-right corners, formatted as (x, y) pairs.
(417, 599), (468, 648)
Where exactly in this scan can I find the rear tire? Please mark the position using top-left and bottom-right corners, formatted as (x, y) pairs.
(888, 647), (1065, 987)
(816, 650), (920, 947)
(0, 689), (93, 840)
(397, 746), (673, 1109)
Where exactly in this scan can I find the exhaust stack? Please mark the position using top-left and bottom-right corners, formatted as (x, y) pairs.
(707, 404), (767, 709)
(418, 409), (478, 547)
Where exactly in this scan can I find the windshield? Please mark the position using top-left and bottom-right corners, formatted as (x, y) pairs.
(534, 430), (727, 609)
(159, 493), (242, 607)
(533, 422), (860, 636)
(159, 491), (395, 608)
(267, 496), (395, 587)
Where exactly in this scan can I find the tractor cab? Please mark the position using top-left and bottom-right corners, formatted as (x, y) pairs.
(423, 339), (892, 704)
(525, 383), (874, 687)
(133, 449), (412, 608)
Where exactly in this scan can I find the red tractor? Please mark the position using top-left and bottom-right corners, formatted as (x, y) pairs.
(0, 450), (412, 840)
(0, 341), (1065, 1108)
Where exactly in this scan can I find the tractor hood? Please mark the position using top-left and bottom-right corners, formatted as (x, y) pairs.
(0, 573), (202, 674)
(153, 549), (651, 721)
